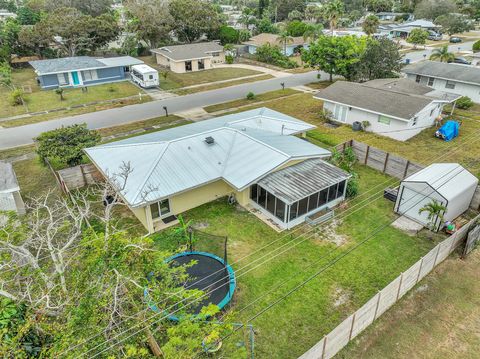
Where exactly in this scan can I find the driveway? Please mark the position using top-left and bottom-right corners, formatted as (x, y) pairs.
(0, 71), (321, 149)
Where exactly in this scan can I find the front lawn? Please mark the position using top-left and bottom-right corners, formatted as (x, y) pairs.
(0, 68), (144, 118)
(137, 55), (264, 90)
(218, 92), (480, 177)
(152, 164), (441, 358)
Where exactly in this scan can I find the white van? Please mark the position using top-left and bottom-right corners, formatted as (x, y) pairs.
(130, 64), (159, 88)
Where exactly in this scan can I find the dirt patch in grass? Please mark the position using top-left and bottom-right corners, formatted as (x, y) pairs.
(175, 74), (274, 95)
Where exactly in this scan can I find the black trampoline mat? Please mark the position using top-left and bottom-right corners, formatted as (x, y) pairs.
(172, 254), (231, 313)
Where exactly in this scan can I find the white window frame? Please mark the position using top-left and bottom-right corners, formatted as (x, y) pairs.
(150, 199), (171, 220)
(378, 115), (392, 125)
(82, 69), (98, 82)
(445, 80), (456, 89)
(57, 73), (68, 86)
(428, 77), (435, 86)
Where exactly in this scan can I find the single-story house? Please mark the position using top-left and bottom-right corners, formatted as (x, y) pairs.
(29, 56), (144, 89)
(150, 42), (225, 73)
(403, 60), (480, 103)
(314, 78), (461, 141)
(243, 33), (309, 56)
(85, 108), (350, 233)
(394, 163), (478, 230)
(0, 161), (25, 214)
(375, 12), (407, 21)
(379, 19), (440, 39)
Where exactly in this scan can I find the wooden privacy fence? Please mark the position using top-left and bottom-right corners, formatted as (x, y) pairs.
(335, 140), (480, 210)
(56, 164), (103, 193)
(299, 214), (480, 359)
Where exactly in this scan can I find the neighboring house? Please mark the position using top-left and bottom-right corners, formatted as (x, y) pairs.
(375, 12), (407, 21)
(404, 60), (480, 103)
(0, 9), (16, 21)
(314, 78), (460, 141)
(85, 108), (350, 233)
(151, 42), (225, 73)
(395, 163), (478, 230)
(0, 161), (26, 215)
(243, 33), (309, 56)
(379, 19), (440, 38)
(29, 56), (144, 90)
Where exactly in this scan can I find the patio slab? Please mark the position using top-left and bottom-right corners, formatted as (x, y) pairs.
(391, 215), (424, 235)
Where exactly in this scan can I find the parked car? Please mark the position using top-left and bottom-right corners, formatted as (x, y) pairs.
(428, 32), (442, 41)
(449, 37), (462, 43)
(448, 57), (472, 65)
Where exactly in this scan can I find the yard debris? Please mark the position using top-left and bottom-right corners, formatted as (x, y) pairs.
(312, 219), (348, 246)
(192, 221), (209, 230)
(332, 287), (352, 307)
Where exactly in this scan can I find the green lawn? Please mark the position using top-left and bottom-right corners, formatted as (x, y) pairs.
(138, 55), (264, 90)
(151, 165), (441, 358)
(0, 68), (145, 119)
(203, 88), (300, 113)
(338, 250), (480, 359)
(221, 92), (480, 177)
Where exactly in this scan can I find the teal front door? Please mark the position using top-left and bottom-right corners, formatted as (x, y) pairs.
(71, 71), (80, 85)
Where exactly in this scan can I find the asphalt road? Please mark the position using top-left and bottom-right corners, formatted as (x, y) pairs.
(0, 71), (321, 150)
(406, 40), (475, 63)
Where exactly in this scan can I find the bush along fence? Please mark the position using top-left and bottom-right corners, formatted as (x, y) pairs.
(335, 140), (480, 211)
(299, 213), (480, 359)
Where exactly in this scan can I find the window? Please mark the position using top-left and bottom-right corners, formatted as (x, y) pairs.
(308, 193), (319, 212)
(258, 187), (267, 208)
(378, 115), (391, 125)
(337, 181), (346, 198)
(445, 81), (456, 89)
(149, 74), (154, 80)
(328, 184), (338, 202)
(319, 188), (328, 206)
(266, 192), (275, 215)
(297, 197), (309, 217)
(428, 77), (435, 86)
(57, 73), (68, 85)
(132, 69), (144, 81)
(150, 199), (171, 220)
(212, 52), (220, 57)
(289, 202), (298, 221)
(275, 199), (286, 221)
(250, 184), (258, 201)
(415, 75), (421, 83)
(412, 117), (417, 126)
(82, 69), (98, 81)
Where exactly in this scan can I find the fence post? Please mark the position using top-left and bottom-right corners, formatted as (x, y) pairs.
(320, 336), (327, 359)
(373, 291), (381, 321)
(382, 152), (389, 173)
(348, 313), (356, 341)
(449, 231), (458, 254)
(396, 273), (404, 301)
(433, 244), (442, 267)
(364, 145), (370, 165)
(403, 160), (410, 179)
(415, 257), (424, 284)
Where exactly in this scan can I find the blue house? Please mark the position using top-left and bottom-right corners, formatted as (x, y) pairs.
(29, 56), (144, 89)
(243, 33), (309, 57)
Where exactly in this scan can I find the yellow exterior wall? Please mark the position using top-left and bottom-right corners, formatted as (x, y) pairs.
(169, 180), (234, 214)
(130, 206), (150, 232)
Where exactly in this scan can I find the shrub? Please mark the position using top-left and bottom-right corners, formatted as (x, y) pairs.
(36, 124), (101, 168)
(55, 88), (64, 101)
(346, 173), (359, 198)
(361, 120), (371, 131)
(107, 86), (116, 92)
(9, 88), (24, 106)
(218, 25), (239, 45)
(255, 43), (298, 69)
(456, 96), (474, 109)
(246, 91), (255, 100)
(473, 40), (480, 53)
(225, 55), (234, 64)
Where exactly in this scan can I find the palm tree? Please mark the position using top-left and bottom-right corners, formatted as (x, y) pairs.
(303, 24), (324, 42)
(239, 8), (254, 30)
(430, 45), (455, 62)
(277, 32), (294, 56)
(362, 15), (380, 36)
(418, 199), (447, 231)
(322, 0), (344, 34)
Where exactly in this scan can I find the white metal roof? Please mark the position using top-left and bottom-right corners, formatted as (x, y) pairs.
(85, 108), (330, 207)
(403, 163), (478, 201)
(0, 161), (19, 193)
(96, 56), (144, 67)
(0, 192), (16, 212)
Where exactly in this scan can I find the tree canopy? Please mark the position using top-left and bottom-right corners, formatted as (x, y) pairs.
(414, 0), (457, 20)
(406, 28), (429, 48)
(435, 14), (473, 36)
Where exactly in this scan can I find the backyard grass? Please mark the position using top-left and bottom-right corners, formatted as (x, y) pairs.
(152, 164), (441, 358)
(0, 68), (144, 118)
(137, 55), (264, 90)
(222, 92), (480, 176)
(13, 157), (60, 198)
(0, 144), (36, 161)
(338, 250), (480, 359)
(203, 88), (300, 113)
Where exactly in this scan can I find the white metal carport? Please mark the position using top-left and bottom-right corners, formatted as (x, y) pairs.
(394, 163), (478, 229)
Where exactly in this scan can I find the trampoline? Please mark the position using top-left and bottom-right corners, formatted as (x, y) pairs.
(146, 251), (236, 321)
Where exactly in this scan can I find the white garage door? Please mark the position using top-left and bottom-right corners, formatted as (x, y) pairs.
(398, 187), (439, 226)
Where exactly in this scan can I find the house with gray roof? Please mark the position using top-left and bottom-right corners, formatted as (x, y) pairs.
(379, 19), (440, 39)
(0, 161), (25, 215)
(29, 56), (144, 89)
(85, 108), (349, 233)
(150, 42), (225, 73)
(314, 78), (460, 141)
(403, 60), (480, 103)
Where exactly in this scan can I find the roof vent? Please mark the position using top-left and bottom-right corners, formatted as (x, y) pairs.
(205, 136), (215, 145)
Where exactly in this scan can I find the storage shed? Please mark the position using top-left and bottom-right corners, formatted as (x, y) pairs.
(394, 163), (478, 229)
